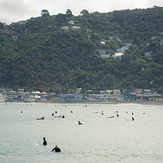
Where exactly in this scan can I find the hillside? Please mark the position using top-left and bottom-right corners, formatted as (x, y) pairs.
(0, 7), (163, 94)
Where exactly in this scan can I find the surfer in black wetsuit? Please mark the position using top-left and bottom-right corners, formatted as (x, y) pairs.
(78, 121), (83, 125)
(43, 137), (47, 146)
(36, 117), (44, 120)
(52, 145), (61, 152)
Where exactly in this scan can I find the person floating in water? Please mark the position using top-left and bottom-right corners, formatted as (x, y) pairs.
(78, 121), (83, 125)
(43, 137), (47, 146)
(116, 114), (119, 117)
(52, 145), (61, 152)
(36, 117), (44, 120)
(132, 117), (134, 121)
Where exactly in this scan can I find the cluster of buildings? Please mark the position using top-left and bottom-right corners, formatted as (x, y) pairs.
(0, 88), (162, 103)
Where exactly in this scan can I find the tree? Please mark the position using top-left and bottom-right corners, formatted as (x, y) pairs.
(41, 9), (50, 17)
(55, 13), (67, 23)
(80, 10), (89, 16)
(66, 9), (73, 17)
(103, 74), (115, 89)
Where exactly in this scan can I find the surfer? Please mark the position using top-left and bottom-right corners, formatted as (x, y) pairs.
(52, 145), (61, 152)
(36, 117), (44, 120)
(43, 137), (47, 146)
(78, 121), (83, 125)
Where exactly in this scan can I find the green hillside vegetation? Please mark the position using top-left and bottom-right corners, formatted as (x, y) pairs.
(0, 7), (163, 94)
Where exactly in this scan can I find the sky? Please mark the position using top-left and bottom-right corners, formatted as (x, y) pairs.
(0, 0), (163, 24)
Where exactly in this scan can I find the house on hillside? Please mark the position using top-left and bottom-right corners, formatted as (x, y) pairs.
(113, 89), (121, 95)
(41, 9), (49, 16)
(68, 20), (74, 25)
(112, 53), (124, 60)
(71, 26), (81, 30)
(52, 94), (83, 103)
(60, 26), (69, 30)
(124, 92), (134, 101)
(134, 89), (143, 94)
(143, 89), (151, 94)
(106, 90), (112, 95)
(12, 21), (26, 26)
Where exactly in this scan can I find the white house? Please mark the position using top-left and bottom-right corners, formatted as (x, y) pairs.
(68, 20), (74, 25)
(144, 89), (151, 94)
(106, 90), (112, 95)
(112, 53), (124, 60)
(60, 26), (69, 30)
(71, 26), (81, 30)
(41, 9), (49, 16)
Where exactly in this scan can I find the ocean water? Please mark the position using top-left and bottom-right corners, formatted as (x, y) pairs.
(0, 103), (163, 163)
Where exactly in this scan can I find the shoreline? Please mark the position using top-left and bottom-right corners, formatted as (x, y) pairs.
(1, 100), (163, 106)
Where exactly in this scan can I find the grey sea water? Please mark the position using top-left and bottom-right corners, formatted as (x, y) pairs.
(0, 103), (163, 163)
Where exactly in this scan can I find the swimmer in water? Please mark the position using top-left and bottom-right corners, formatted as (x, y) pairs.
(78, 121), (83, 125)
(43, 137), (47, 146)
(36, 117), (44, 120)
(52, 145), (61, 152)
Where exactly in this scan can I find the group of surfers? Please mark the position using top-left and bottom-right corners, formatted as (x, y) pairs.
(43, 137), (61, 152)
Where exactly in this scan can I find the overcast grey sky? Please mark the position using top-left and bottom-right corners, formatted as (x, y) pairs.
(0, 0), (162, 24)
